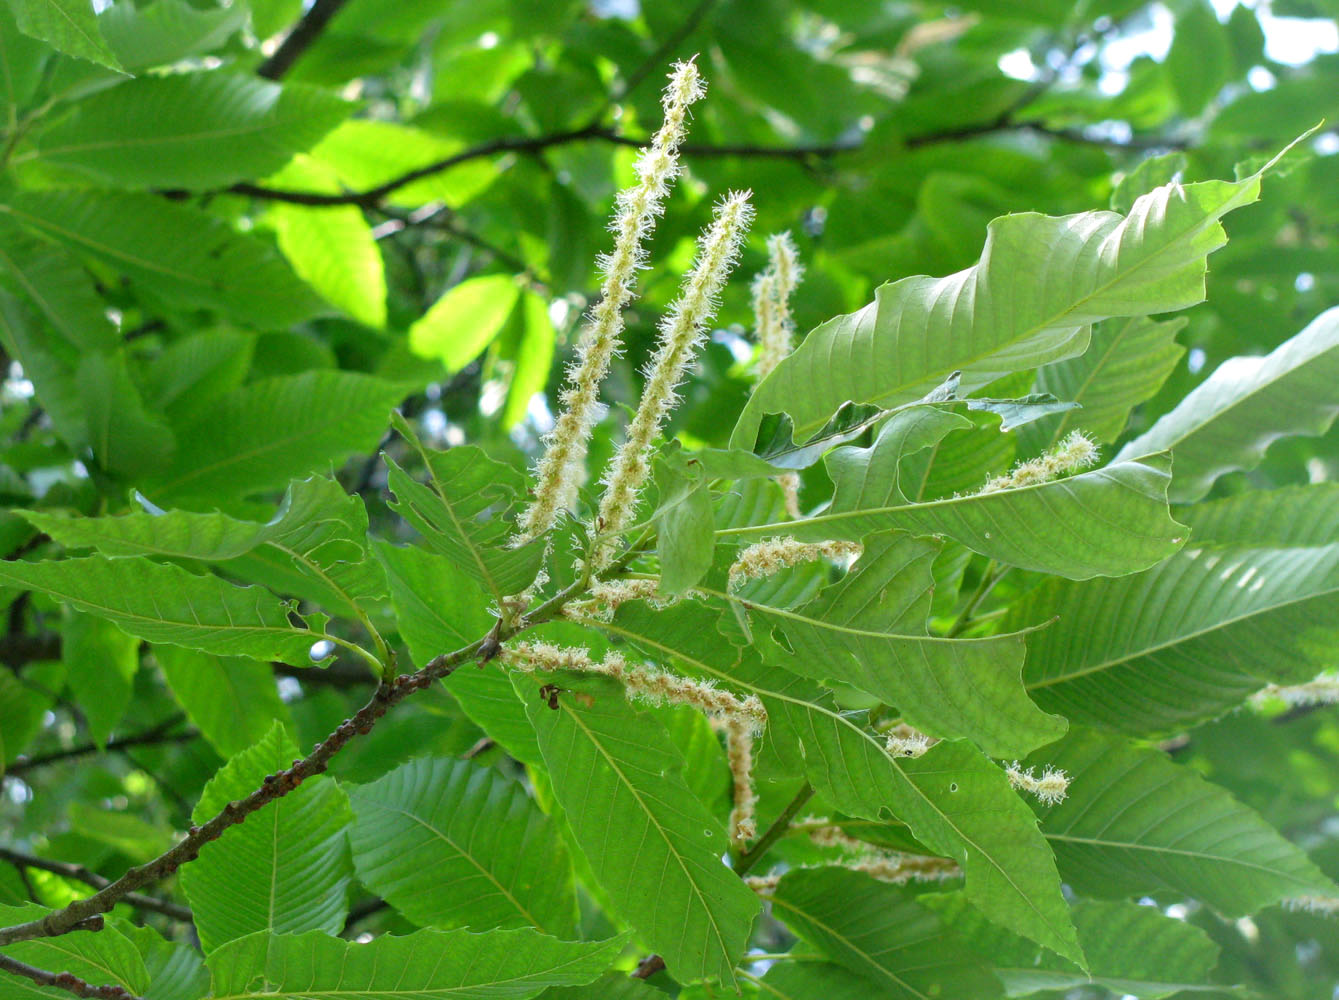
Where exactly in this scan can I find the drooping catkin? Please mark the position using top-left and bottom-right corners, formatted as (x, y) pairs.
(978, 430), (1098, 495)
(1005, 761), (1071, 805)
(513, 61), (705, 544)
(751, 232), (804, 517)
(753, 231), (802, 379)
(727, 536), (862, 591)
(723, 715), (758, 846)
(593, 191), (755, 567)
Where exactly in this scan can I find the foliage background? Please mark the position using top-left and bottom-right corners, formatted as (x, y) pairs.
(4, 0), (1339, 997)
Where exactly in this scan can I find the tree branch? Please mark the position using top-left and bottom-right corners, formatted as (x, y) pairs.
(5, 717), (197, 779)
(256, 0), (350, 81)
(0, 571), (592, 948)
(0, 849), (192, 924)
(735, 781), (815, 876)
(612, 0), (716, 101)
(0, 951), (140, 1000)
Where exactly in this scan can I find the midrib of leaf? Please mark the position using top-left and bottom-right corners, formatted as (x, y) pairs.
(23, 574), (314, 642)
(36, 123), (290, 156)
(158, 415), (369, 495)
(558, 698), (736, 986)
(30, 934), (138, 987)
(714, 461), (1151, 539)
(598, 620), (1068, 948)
(0, 203), (210, 287)
(375, 804), (545, 931)
(36, 0), (105, 53)
(420, 460), (504, 605)
(1044, 832), (1323, 879)
(766, 895), (932, 999)
(1024, 562), (1339, 690)
(0, 242), (70, 334)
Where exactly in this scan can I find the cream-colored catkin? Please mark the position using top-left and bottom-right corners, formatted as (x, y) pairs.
(1005, 761), (1071, 805)
(751, 232), (804, 518)
(593, 191), (755, 567)
(1254, 672), (1339, 707)
(561, 577), (669, 622)
(978, 430), (1098, 495)
(727, 536), (862, 590)
(753, 231), (802, 379)
(724, 715), (758, 846)
(513, 62), (705, 544)
(851, 854), (962, 885)
(884, 723), (936, 759)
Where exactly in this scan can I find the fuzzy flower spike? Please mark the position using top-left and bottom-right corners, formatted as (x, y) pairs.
(513, 61), (706, 544)
(593, 190), (755, 567)
(752, 231), (803, 379)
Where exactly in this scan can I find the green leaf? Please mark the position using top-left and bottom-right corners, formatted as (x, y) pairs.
(1166, 0), (1231, 115)
(6, 0), (122, 71)
(141, 329), (253, 424)
(62, 612), (138, 749)
(121, 923), (210, 1000)
(75, 350), (176, 479)
(147, 373), (402, 503)
(523, 673), (761, 985)
(33, 71), (350, 188)
(727, 531), (1064, 758)
(724, 429), (1186, 579)
(181, 721), (353, 953)
(0, 215), (116, 353)
(653, 452), (715, 597)
(769, 868), (1001, 999)
(501, 290), (555, 429)
(1016, 542), (1339, 733)
(1116, 307), (1339, 502)
(204, 927), (624, 1000)
(752, 402), (889, 471)
(375, 541), (542, 766)
(0, 2), (49, 110)
(603, 602), (1083, 967)
(410, 274), (522, 374)
(962, 392), (1078, 431)
(268, 157), (386, 328)
(0, 190), (327, 328)
(1029, 727), (1338, 914)
(0, 904), (147, 997)
(925, 895), (1222, 998)
(733, 154), (1285, 449)
(0, 556), (325, 665)
(1023, 315), (1187, 450)
(98, 0), (247, 72)
(349, 756), (577, 936)
(758, 962), (888, 1000)
(155, 646), (292, 760)
(1178, 483), (1339, 547)
(387, 416), (544, 605)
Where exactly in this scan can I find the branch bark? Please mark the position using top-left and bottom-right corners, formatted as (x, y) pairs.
(0, 951), (140, 1000)
(0, 848), (192, 923)
(256, 0), (350, 81)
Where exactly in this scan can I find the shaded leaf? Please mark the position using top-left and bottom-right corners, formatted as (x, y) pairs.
(1117, 307), (1339, 502)
(7, 0), (121, 70)
(204, 927), (625, 1000)
(1031, 727), (1338, 914)
(524, 673), (761, 985)
(349, 756), (576, 936)
(770, 868), (1001, 999)
(181, 722), (352, 953)
(155, 646), (292, 760)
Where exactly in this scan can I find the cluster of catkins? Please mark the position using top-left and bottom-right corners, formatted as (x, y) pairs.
(500, 61), (814, 849)
(497, 61), (1075, 857)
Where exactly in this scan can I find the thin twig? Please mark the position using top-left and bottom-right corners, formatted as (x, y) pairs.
(735, 781), (815, 876)
(5, 717), (197, 778)
(612, 0), (716, 101)
(0, 951), (140, 1000)
(0, 849), (192, 923)
(256, 0), (350, 80)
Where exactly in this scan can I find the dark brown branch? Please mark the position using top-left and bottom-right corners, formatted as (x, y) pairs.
(0, 951), (141, 1000)
(0, 849), (191, 924)
(256, 0), (350, 80)
(227, 113), (1170, 212)
(5, 717), (196, 778)
(0, 572), (590, 948)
